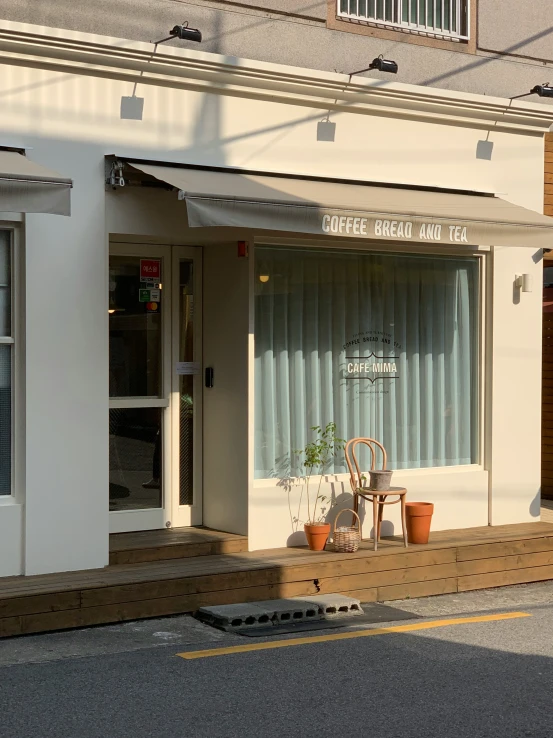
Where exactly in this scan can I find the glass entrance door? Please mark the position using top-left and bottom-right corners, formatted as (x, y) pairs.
(108, 243), (201, 533)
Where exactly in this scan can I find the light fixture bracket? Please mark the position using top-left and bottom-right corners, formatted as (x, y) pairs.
(107, 160), (125, 188)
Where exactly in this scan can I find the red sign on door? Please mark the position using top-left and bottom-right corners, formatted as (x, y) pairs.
(140, 259), (161, 280)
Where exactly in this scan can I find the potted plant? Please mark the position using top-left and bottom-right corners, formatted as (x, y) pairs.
(295, 422), (345, 551)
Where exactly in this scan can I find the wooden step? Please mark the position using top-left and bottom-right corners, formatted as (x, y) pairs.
(109, 527), (248, 565)
(1, 521), (553, 638)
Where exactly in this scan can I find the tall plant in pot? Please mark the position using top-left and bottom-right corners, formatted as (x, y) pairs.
(295, 422), (345, 551)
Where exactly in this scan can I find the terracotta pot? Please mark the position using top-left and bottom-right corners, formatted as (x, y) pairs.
(369, 469), (393, 491)
(304, 522), (331, 551)
(405, 502), (434, 544)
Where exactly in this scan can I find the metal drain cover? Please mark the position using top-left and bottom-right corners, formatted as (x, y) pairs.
(196, 594), (363, 632)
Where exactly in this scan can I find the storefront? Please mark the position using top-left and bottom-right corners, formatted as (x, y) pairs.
(104, 161), (553, 552)
(0, 20), (552, 576)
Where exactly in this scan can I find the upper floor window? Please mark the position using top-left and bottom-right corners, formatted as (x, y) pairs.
(338, 0), (469, 41)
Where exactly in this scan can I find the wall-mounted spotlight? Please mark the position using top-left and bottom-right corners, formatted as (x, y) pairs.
(349, 55), (399, 78)
(531, 84), (553, 98)
(515, 274), (533, 293)
(368, 56), (398, 74)
(154, 22), (202, 45)
(512, 83), (553, 100)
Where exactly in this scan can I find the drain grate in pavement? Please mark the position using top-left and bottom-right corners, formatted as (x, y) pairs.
(195, 594), (364, 632)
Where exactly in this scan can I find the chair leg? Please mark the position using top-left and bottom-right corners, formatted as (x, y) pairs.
(377, 496), (384, 542)
(372, 497), (378, 552)
(353, 494), (363, 542)
(401, 495), (408, 548)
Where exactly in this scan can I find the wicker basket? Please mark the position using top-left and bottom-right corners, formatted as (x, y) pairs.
(333, 509), (361, 553)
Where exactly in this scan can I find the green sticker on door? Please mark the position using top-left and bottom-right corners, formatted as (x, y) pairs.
(139, 289), (150, 302)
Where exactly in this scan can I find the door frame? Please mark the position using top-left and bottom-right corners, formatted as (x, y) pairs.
(108, 242), (202, 534)
(169, 245), (203, 528)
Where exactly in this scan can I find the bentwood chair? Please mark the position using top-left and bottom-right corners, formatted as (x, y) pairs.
(344, 438), (408, 551)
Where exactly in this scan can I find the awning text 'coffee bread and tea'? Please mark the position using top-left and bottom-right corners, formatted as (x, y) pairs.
(321, 215), (469, 243)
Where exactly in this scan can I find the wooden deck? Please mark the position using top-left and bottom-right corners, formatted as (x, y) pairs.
(2, 521), (553, 638)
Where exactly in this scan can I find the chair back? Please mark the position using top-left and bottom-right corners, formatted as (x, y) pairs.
(345, 438), (387, 492)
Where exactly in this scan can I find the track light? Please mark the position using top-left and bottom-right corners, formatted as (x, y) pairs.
(368, 57), (398, 74)
(531, 84), (553, 98)
(154, 22), (202, 45)
(349, 55), (398, 78)
(511, 83), (553, 100)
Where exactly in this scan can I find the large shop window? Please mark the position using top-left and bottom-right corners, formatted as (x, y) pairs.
(0, 230), (12, 494)
(255, 246), (479, 479)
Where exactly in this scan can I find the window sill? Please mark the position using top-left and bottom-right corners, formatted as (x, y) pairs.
(336, 16), (468, 43)
(0, 496), (22, 506)
(328, 13), (476, 55)
(253, 465), (485, 487)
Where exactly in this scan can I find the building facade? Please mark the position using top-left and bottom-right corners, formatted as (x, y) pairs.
(0, 3), (552, 577)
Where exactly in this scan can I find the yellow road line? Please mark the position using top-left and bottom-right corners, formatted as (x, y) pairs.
(177, 611), (531, 660)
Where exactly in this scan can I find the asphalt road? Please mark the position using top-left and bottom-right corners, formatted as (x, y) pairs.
(2, 583), (553, 738)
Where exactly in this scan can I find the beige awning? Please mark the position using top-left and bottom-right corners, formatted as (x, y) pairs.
(127, 161), (553, 248)
(0, 151), (72, 216)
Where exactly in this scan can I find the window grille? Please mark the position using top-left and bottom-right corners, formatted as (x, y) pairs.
(338, 0), (469, 41)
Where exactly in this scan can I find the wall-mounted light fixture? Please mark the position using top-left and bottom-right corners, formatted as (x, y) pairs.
(154, 23), (202, 45)
(368, 56), (399, 74)
(531, 84), (553, 98)
(515, 274), (533, 293)
(349, 55), (398, 78)
(259, 275), (270, 283)
(511, 84), (553, 100)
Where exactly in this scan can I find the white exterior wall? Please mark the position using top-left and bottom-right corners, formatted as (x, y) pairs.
(249, 469), (489, 550)
(0, 21), (549, 571)
(24, 154), (108, 575)
(203, 243), (249, 536)
(489, 246), (543, 525)
(0, 498), (23, 577)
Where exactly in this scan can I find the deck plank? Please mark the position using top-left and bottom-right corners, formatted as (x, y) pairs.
(458, 563), (553, 592)
(109, 526), (248, 565)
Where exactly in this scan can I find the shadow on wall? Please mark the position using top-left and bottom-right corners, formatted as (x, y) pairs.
(530, 492), (541, 518)
(420, 24), (553, 88)
(284, 476), (392, 547)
